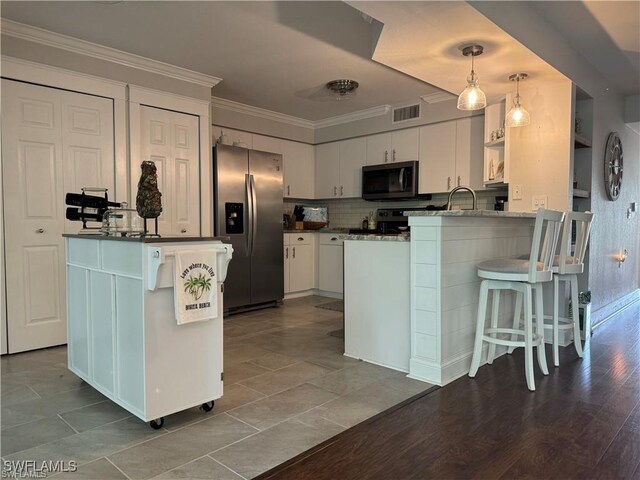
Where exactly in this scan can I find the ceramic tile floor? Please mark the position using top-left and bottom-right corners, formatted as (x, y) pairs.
(1, 296), (434, 479)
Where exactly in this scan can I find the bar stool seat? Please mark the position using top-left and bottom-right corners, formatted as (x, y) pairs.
(469, 208), (565, 391)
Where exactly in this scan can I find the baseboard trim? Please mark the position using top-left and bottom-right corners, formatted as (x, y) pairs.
(591, 289), (640, 330)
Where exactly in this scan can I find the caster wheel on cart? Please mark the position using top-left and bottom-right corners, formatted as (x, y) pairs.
(201, 401), (215, 412)
(150, 418), (164, 429)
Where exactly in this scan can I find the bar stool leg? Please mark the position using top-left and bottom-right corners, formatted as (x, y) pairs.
(535, 284), (549, 375)
(508, 292), (523, 354)
(523, 284), (535, 391)
(553, 275), (560, 367)
(469, 281), (490, 378)
(487, 290), (501, 364)
(570, 274), (583, 358)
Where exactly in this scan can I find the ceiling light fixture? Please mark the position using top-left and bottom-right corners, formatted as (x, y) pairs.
(457, 44), (486, 111)
(326, 79), (359, 100)
(505, 73), (530, 127)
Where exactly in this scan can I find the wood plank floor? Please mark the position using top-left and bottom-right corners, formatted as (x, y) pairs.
(258, 301), (640, 480)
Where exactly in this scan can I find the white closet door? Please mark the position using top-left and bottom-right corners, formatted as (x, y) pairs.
(1, 79), (114, 353)
(172, 113), (200, 236)
(61, 90), (115, 233)
(140, 106), (200, 236)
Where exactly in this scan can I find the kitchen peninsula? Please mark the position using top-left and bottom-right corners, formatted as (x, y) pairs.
(342, 211), (536, 386)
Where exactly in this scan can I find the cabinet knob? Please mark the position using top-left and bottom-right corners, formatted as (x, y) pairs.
(297, 237), (304, 241)
(181, 228), (187, 233)
(340, 186), (344, 196)
(334, 186), (337, 196)
(457, 176), (461, 186)
(292, 247), (296, 258)
(36, 228), (45, 234)
(287, 185), (290, 196)
(331, 237), (338, 241)
(447, 177), (451, 190)
(384, 150), (388, 163)
(285, 247), (288, 259)
(392, 149), (396, 162)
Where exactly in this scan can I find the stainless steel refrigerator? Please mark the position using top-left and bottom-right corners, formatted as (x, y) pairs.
(213, 144), (284, 310)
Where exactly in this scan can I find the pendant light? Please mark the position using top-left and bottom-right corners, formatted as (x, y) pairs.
(505, 73), (530, 127)
(326, 79), (359, 101)
(457, 45), (487, 111)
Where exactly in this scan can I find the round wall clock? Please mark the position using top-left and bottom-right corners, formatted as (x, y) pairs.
(604, 132), (623, 201)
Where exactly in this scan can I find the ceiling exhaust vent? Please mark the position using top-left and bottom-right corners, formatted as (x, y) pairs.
(392, 104), (421, 124)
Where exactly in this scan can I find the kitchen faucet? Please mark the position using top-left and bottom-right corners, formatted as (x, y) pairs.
(447, 185), (477, 211)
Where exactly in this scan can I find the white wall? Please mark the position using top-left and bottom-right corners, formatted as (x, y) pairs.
(210, 105), (315, 144)
(314, 100), (481, 144)
(1, 35), (212, 101)
(507, 80), (573, 212)
(473, 1), (640, 319)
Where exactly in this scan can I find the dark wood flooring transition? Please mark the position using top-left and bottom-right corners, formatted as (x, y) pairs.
(258, 302), (640, 480)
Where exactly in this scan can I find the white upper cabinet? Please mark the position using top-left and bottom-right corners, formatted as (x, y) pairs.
(366, 132), (392, 165)
(455, 116), (484, 191)
(338, 137), (366, 198)
(418, 118), (484, 194)
(253, 134), (283, 154)
(391, 128), (420, 163)
(366, 129), (419, 165)
(282, 140), (314, 199)
(315, 139), (366, 199)
(419, 121), (457, 193)
(315, 143), (340, 199)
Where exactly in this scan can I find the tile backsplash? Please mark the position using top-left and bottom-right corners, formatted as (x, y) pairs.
(284, 189), (507, 229)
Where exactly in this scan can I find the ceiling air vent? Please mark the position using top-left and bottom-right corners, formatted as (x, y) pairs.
(392, 104), (421, 124)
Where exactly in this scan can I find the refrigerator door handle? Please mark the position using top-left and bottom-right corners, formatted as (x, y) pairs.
(250, 174), (258, 255)
(245, 174), (253, 256)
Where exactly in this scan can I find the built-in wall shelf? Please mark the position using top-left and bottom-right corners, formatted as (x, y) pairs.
(574, 133), (592, 149)
(484, 138), (505, 148)
(572, 188), (590, 198)
(484, 178), (506, 187)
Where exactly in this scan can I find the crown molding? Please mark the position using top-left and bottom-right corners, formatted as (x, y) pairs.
(211, 97), (393, 130)
(211, 96), (315, 129)
(420, 91), (457, 104)
(313, 104), (391, 129)
(1, 19), (222, 88)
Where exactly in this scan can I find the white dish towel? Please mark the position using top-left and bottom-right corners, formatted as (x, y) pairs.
(174, 249), (218, 325)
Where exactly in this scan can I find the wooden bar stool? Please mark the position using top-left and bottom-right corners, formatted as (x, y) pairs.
(468, 208), (565, 391)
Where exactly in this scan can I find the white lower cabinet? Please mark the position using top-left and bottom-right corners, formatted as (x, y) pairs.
(318, 234), (343, 294)
(284, 233), (315, 294)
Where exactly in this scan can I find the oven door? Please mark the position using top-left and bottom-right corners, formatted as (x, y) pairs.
(362, 161), (418, 200)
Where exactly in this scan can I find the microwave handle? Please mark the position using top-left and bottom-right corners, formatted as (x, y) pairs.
(399, 167), (405, 190)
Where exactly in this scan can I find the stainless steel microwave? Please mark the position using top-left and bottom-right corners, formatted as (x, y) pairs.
(362, 161), (419, 200)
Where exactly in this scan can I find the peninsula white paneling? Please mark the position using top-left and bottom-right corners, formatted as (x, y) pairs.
(409, 215), (535, 386)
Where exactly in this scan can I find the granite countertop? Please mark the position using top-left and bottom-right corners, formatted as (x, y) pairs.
(404, 210), (536, 218)
(340, 233), (410, 242)
(63, 234), (230, 243)
(284, 228), (348, 234)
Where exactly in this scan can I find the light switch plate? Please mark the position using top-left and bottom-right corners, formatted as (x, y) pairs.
(513, 184), (522, 200)
(532, 195), (548, 211)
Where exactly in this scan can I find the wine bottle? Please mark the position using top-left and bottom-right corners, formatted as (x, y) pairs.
(65, 192), (121, 209)
(66, 207), (104, 222)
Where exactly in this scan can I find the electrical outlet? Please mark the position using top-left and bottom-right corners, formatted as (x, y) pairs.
(513, 184), (522, 200)
(532, 195), (548, 211)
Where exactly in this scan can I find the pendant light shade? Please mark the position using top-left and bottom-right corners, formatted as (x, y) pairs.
(457, 45), (487, 111)
(505, 73), (530, 127)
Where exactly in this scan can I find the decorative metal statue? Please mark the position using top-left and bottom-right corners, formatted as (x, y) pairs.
(136, 161), (162, 236)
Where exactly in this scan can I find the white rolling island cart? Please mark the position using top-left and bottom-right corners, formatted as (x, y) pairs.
(64, 235), (233, 429)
